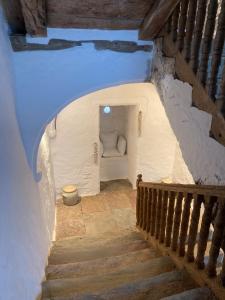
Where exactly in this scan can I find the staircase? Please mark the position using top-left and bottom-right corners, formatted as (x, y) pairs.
(41, 230), (214, 300)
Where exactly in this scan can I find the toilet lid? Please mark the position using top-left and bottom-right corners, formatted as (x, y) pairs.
(63, 185), (77, 193)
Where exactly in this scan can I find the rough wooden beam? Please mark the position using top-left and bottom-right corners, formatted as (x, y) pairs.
(1, 0), (26, 34)
(10, 35), (153, 53)
(46, 0), (154, 30)
(139, 0), (181, 40)
(19, 0), (47, 36)
(163, 33), (225, 147)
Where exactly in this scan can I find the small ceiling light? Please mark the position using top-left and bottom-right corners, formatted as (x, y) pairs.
(103, 106), (111, 114)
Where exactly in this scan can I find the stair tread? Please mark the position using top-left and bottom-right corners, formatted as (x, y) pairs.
(49, 238), (149, 265)
(42, 270), (197, 300)
(160, 287), (216, 300)
(53, 230), (142, 247)
(47, 248), (161, 280)
(42, 256), (176, 298)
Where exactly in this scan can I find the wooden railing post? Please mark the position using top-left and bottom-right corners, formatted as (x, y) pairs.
(165, 191), (176, 247)
(207, 0), (225, 100)
(156, 190), (163, 239)
(179, 193), (193, 257)
(186, 194), (204, 262)
(172, 192), (184, 251)
(136, 174), (142, 226)
(159, 191), (169, 243)
(220, 249), (225, 286)
(197, 0), (218, 86)
(195, 196), (217, 269)
(150, 189), (158, 236)
(146, 188), (152, 233)
(143, 187), (148, 231)
(207, 198), (225, 277)
(183, 0), (198, 62)
(190, 0), (208, 73)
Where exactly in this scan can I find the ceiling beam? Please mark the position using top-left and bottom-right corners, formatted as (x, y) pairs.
(1, 0), (26, 34)
(139, 0), (181, 40)
(19, 0), (47, 36)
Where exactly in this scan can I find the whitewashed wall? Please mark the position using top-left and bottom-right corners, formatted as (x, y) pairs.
(0, 8), (56, 300)
(49, 83), (193, 197)
(152, 44), (225, 185)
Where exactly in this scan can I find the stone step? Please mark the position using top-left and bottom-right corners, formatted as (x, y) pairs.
(42, 270), (197, 300)
(49, 238), (149, 265)
(53, 230), (142, 249)
(42, 256), (176, 298)
(47, 248), (160, 280)
(161, 287), (216, 300)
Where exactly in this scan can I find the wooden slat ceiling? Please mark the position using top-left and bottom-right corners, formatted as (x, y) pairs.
(2, 0), (155, 35)
(46, 0), (155, 30)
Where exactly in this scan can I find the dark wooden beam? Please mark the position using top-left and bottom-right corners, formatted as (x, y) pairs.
(1, 0), (26, 34)
(139, 0), (181, 40)
(19, 0), (47, 36)
(10, 35), (153, 53)
(46, 0), (154, 30)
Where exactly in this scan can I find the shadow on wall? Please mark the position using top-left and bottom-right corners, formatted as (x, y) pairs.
(158, 74), (225, 185)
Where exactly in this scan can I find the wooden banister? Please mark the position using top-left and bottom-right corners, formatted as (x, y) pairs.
(136, 175), (225, 298)
(145, 0), (225, 146)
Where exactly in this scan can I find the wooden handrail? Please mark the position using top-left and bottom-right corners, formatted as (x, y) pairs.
(139, 181), (225, 197)
(136, 174), (225, 298)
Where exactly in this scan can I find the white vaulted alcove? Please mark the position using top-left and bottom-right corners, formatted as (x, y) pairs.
(45, 83), (194, 198)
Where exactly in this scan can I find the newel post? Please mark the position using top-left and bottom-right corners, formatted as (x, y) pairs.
(136, 174), (143, 226)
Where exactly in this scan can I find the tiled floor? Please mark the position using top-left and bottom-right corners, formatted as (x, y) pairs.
(56, 180), (137, 240)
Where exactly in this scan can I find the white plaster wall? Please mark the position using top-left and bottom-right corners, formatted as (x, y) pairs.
(152, 44), (225, 185)
(50, 83), (193, 196)
(127, 106), (138, 187)
(0, 9), (56, 299)
(100, 106), (127, 136)
(37, 132), (56, 242)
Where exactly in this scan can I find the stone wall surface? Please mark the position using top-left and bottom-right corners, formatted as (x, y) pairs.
(152, 44), (225, 185)
(0, 8), (55, 300)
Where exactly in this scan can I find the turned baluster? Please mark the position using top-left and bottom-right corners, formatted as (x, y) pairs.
(207, 0), (225, 100)
(165, 191), (176, 247)
(183, 0), (198, 62)
(143, 187), (148, 231)
(139, 187), (145, 229)
(155, 190), (163, 239)
(146, 188), (152, 233)
(197, 0), (218, 86)
(171, 3), (181, 42)
(190, 0), (208, 74)
(179, 193), (193, 257)
(136, 174), (142, 226)
(150, 189), (158, 236)
(186, 194), (204, 262)
(220, 246), (225, 286)
(195, 196), (217, 269)
(177, 0), (189, 51)
(206, 198), (225, 277)
(172, 192), (184, 251)
(217, 61), (225, 115)
(160, 191), (169, 244)
(166, 16), (172, 34)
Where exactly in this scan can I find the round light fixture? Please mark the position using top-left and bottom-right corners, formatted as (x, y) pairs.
(103, 106), (111, 114)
